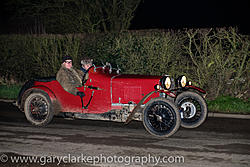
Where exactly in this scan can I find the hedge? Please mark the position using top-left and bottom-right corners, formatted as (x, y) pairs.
(0, 28), (249, 99)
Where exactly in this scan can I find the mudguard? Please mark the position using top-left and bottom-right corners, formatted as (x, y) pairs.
(185, 85), (206, 94)
(18, 85), (57, 111)
(32, 85), (57, 100)
(125, 91), (157, 124)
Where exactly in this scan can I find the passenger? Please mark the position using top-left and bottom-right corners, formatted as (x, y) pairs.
(56, 55), (85, 98)
(80, 58), (93, 84)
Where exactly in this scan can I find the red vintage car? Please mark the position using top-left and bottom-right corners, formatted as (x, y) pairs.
(17, 63), (207, 138)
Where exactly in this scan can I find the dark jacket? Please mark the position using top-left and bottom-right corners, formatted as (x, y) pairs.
(80, 67), (89, 84)
(56, 65), (84, 96)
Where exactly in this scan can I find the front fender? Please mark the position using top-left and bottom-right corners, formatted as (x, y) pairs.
(125, 91), (157, 124)
(185, 85), (206, 94)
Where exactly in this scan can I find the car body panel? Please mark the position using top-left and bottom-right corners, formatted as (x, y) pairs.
(111, 74), (161, 104)
(24, 66), (161, 114)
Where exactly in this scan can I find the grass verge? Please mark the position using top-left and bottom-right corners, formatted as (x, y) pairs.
(0, 84), (249, 114)
(0, 85), (22, 100)
(207, 96), (250, 114)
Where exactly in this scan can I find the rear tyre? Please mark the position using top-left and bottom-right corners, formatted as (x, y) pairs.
(143, 98), (180, 138)
(24, 91), (54, 126)
(175, 91), (207, 128)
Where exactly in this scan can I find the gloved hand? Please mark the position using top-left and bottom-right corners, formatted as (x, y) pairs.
(77, 91), (85, 98)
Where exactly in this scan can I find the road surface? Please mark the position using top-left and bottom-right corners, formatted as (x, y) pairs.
(0, 101), (249, 167)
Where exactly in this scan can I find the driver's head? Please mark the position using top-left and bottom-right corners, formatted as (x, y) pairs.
(62, 55), (73, 69)
(81, 58), (93, 70)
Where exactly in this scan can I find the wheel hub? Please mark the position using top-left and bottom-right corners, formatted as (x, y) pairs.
(155, 114), (163, 122)
(30, 97), (48, 118)
(181, 102), (196, 118)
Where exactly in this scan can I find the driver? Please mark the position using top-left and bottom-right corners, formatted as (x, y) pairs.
(56, 55), (85, 98)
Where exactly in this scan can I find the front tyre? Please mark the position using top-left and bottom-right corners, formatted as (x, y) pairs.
(176, 91), (207, 128)
(24, 91), (54, 126)
(143, 98), (180, 138)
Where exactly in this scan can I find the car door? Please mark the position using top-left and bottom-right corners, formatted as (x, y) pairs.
(81, 68), (112, 113)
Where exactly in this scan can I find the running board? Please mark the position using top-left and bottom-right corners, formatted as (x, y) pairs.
(73, 111), (125, 122)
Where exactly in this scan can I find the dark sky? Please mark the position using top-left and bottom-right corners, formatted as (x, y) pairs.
(130, 1), (249, 34)
(0, 0), (249, 34)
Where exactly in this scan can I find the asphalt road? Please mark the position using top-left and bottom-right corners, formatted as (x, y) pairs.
(0, 101), (250, 167)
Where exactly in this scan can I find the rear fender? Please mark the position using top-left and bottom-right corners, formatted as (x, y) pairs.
(32, 85), (57, 99)
(19, 86), (57, 111)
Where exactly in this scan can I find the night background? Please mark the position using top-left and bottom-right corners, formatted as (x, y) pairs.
(131, 0), (250, 33)
(130, 1), (249, 34)
(0, 0), (249, 34)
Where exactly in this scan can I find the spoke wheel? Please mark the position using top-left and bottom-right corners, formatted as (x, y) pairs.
(24, 91), (54, 126)
(176, 91), (207, 128)
(143, 98), (180, 138)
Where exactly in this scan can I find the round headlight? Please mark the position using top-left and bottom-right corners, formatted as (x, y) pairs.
(160, 76), (172, 90)
(178, 75), (187, 87)
(165, 77), (171, 89)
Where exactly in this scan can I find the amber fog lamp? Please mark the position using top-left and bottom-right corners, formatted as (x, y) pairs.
(160, 76), (171, 90)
